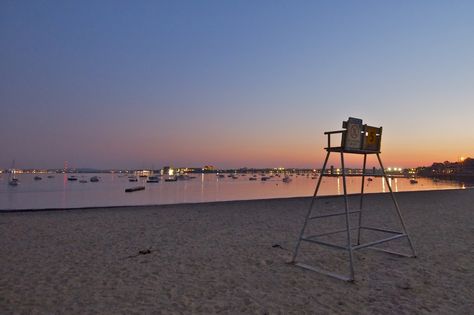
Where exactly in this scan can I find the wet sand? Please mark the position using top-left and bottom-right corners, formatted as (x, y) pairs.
(1, 189), (473, 314)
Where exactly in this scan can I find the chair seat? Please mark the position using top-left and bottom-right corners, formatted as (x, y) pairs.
(325, 147), (381, 154)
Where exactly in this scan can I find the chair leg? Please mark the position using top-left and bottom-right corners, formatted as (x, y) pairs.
(340, 152), (355, 281)
(291, 151), (331, 263)
(356, 154), (367, 245)
(376, 153), (417, 257)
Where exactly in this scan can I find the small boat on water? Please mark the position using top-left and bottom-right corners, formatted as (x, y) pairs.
(177, 174), (192, 180)
(8, 160), (19, 186)
(410, 178), (418, 184)
(34, 176), (42, 180)
(249, 177), (257, 181)
(283, 176), (292, 183)
(128, 176), (138, 182)
(79, 179), (87, 183)
(165, 176), (178, 182)
(125, 186), (145, 192)
(67, 175), (78, 181)
(261, 176), (271, 181)
(90, 176), (99, 182)
(217, 174), (225, 178)
(147, 175), (160, 183)
(367, 178), (373, 182)
(47, 175), (55, 178)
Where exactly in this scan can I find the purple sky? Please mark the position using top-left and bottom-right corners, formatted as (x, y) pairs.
(1, 1), (473, 169)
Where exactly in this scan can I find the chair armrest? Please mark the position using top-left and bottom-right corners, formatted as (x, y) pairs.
(324, 130), (345, 135)
(324, 130), (346, 149)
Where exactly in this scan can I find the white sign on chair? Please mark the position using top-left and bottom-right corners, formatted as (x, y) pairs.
(344, 117), (363, 150)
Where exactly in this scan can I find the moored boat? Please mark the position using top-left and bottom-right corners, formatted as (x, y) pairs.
(8, 160), (19, 186)
(177, 174), (193, 180)
(125, 186), (145, 192)
(165, 176), (178, 182)
(147, 175), (160, 183)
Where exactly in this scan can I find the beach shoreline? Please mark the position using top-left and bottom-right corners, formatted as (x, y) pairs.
(1, 189), (473, 313)
(1, 186), (472, 213)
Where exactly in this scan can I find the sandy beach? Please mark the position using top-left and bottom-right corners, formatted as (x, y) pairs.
(1, 189), (473, 314)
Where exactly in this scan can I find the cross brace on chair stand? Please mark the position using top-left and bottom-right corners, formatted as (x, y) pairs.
(290, 122), (417, 282)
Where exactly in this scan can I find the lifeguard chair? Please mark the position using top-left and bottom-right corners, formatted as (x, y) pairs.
(291, 117), (416, 281)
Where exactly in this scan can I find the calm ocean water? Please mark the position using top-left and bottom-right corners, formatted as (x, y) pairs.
(0, 173), (469, 211)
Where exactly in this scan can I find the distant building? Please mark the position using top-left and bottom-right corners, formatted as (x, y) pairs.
(161, 166), (174, 176)
(176, 167), (197, 174)
(202, 165), (215, 172)
(418, 157), (474, 178)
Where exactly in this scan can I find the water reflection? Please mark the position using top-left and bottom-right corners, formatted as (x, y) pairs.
(0, 173), (471, 210)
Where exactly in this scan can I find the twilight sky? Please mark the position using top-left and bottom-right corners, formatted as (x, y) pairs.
(1, 1), (473, 169)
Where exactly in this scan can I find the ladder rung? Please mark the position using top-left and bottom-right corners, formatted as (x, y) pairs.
(360, 226), (403, 235)
(368, 247), (415, 258)
(305, 227), (359, 239)
(310, 210), (360, 219)
(353, 234), (406, 250)
(294, 262), (353, 282)
(301, 237), (347, 250)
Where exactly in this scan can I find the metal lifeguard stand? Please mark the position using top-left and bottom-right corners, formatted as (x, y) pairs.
(291, 117), (416, 282)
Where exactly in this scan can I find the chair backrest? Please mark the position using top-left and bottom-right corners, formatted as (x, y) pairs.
(362, 125), (382, 152)
(341, 117), (382, 152)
